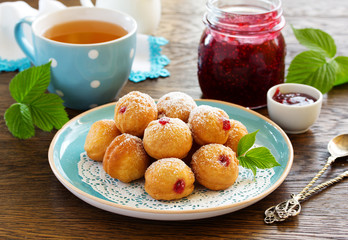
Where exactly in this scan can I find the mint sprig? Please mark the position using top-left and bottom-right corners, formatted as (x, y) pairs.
(286, 26), (348, 93)
(4, 63), (69, 139)
(237, 130), (281, 177)
(292, 27), (336, 58)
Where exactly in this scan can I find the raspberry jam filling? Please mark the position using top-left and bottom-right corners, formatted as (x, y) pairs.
(218, 154), (230, 167)
(222, 118), (231, 131)
(272, 87), (317, 106)
(159, 117), (170, 125)
(173, 179), (185, 194)
(119, 106), (127, 114)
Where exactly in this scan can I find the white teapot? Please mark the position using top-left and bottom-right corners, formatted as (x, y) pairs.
(80, 0), (161, 35)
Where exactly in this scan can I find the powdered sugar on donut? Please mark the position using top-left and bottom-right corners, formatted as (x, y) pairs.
(188, 105), (231, 145)
(191, 144), (239, 190)
(147, 158), (188, 175)
(114, 91), (157, 136)
(188, 105), (229, 125)
(192, 144), (238, 169)
(143, 118), (193, 159)
(115, 133), (144, 153)
(157, 92), (197, 122)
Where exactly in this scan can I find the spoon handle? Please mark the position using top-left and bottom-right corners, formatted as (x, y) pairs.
(264, 156), (343, 224)
(301, 170), (348, 201)
(264, 170), (348, 224)
(298, 156), (336, 198)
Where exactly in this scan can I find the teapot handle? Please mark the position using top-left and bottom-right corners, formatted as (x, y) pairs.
(80, 0), (95, 7)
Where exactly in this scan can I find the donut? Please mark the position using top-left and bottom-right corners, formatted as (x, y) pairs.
(188, 105), (232, 145)
(224, 120), (248, 154)
(84, 119), (121, 161)
(144, 158), (195, 200)
(114, 91), (157, 137)
(157, 92), (197, 123)
(103, 133), (150, 183)
(191, 144), (239, 190)
(143, 117), (193, 159)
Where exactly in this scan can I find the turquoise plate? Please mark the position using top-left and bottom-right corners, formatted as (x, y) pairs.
(48, 99), (293, 220)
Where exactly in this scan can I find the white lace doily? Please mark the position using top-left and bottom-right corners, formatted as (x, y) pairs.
(78, 152), (275, 210)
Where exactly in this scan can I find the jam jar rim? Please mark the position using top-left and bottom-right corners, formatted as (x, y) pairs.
(206, 0), (282, 16)
(204, 0), (285, 35)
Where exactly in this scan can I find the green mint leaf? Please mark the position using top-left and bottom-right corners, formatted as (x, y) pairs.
(292, 26), (336, 58)
(333, 56), (348, 86)
(238, 156), (257, 177)
(29, 93), (69, 131)
(237, 130), (258, 157)
(4, 103), (35, 139)
(237, 130), (280, 178)
(5, 63), (69, 139)
(238, 147), (280, 177)
(9, 62), (51, 103)
(286, 50), (336, 93)
(244, 147), (281, 169)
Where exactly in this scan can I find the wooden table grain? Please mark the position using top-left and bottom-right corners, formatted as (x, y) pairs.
(1, 0), (348, 239)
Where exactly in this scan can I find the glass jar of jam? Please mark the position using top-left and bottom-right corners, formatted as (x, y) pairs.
(198, 0), (286, 109)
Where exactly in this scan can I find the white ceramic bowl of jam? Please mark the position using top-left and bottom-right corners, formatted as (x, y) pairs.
(267, 83), (323, 134)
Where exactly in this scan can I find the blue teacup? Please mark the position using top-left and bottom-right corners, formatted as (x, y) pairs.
(15, 7), (137, 110)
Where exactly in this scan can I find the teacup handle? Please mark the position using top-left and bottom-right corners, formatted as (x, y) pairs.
(80, 0), (95, 7)
(14, 17), (36, 64)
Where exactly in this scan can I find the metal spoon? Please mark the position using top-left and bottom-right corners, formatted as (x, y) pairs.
(328, 134), (348, 160)
(264, 134), (348, 224)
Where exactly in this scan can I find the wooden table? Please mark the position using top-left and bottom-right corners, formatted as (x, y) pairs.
(1, 0), (347, 239)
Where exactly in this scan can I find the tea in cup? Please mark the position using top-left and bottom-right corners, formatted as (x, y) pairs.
(15, 7), (137, 110)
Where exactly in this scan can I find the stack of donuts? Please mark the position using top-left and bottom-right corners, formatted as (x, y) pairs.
(84, 91), (248, 200)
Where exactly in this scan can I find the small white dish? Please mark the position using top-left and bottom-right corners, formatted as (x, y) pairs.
(267, 83), (323, 134)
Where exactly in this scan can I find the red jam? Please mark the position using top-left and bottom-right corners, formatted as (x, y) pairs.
(119, 106), (127, 114)
(159, 117), (170, 125)
(218, 154), (230, 167)
(198, 0), (286, 109)
(222, 118), (231, 131)
(173, 179), (185, 194)
(273, 88), (317, 106)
